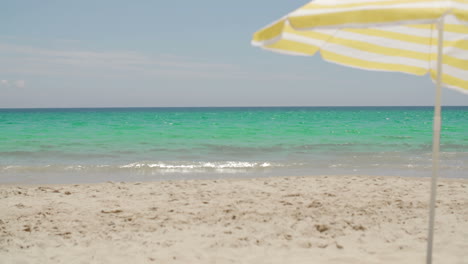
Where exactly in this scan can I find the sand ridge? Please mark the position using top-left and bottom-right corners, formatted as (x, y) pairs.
(1, 175), (467, 263)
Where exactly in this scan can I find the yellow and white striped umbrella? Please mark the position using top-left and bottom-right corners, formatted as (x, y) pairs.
(252, 1), (467, 263)
(252, 0), (468, 94)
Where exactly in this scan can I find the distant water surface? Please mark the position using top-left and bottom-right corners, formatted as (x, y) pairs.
(0, 107), (467, 184)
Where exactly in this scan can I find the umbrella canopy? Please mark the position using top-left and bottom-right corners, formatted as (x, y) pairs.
(251, 1), (467, 263)
(252, 0), (468, 93)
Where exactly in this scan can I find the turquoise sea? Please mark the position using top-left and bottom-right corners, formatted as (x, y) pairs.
(1, 107), (467, 184)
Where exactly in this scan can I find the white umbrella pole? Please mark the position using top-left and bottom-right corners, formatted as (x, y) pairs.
(426, 16), (444, 264)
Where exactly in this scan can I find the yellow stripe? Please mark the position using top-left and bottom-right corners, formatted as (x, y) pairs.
(321, 50), (427, 75)
(454, 1), (468, 23)
(285, 26), (331, 40)
(444, 24), (468, 34)
(344, 28), (432, 45)
(454, 10), (468, 22)
(252, 19), (286, 43)
(324, 49), (468, 91)
(408, 24), (468, 34)
(264, 39), (320, 55)
(444, 55), (468, 71)
(264, 31), (468, 72)
(450, 39), (468, 51)
(290, 29), (430, 61)
(430, 71), (468, 91)
(331, 37), (429, 61)
(289, 8), (443, 29)
(302, 0), (442, 10)
(258, 26), (468, 70)
(257, 28), (467, 71)
(344, 28), (468, 50)
(445, 75), (468, 91)
(406, 24), (431, 29)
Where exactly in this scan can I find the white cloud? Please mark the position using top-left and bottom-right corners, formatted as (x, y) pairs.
(0, 43), (319, 81)
(0, 79), (26, 88)
(0, 43), (237, 78)
(14, 80), (25, 88)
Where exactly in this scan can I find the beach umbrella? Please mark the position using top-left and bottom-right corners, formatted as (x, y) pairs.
(251, 0), (468, 263)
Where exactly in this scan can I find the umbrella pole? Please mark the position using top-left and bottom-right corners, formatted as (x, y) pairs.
(426, 16), (444, 264)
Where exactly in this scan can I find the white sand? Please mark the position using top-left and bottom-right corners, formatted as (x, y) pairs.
(1, 175), (467, 264)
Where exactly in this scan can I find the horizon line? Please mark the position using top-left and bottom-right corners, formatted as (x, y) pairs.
(1, 105), (468, 110)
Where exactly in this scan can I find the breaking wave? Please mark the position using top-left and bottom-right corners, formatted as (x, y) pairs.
(0, 161), (293, 175)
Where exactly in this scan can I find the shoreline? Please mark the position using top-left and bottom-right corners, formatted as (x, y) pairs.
(2, 171), (468, 186)
(1, 175), (467, 263)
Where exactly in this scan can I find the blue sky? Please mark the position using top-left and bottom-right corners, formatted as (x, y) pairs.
(1, 0), (467, 108)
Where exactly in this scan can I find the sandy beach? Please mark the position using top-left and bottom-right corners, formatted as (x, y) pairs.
(1, 175), (467, 263)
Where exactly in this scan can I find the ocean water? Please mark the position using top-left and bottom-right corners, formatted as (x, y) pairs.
(0, 107), (467, 184)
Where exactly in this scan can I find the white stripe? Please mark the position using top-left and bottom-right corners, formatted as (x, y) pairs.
(251, 40), (266, 47)
(251, 35), (286, 47)
(453, 1), (468, 11)
(284, 33), (429, 68)
(311, 42), (468, 78)
(252, 29), (468, 60)
(444, 13), (466, 24)
(283, 32), (332, 48)
(309, 28), (341, 35)
(254, 30), (468, 61)
(381, 25), (466, 41)
(333, 24), (464, 41)
(321, 42), (429, 67)
(446, 48), (468, 59)
(260, 46), (310, 56)
(286, 30), (432, 55)
(294, 19), (438, 30)
(320, 55), (427, 75)
(311, 0), (404, 6)
(334, 30), (432, 52)
(291, 2), (451, 17)
(337, 29), (468, 54)
(383, 26), (433, 37)
(255, 31), (468, 62)
(432, 63), (468, 80)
